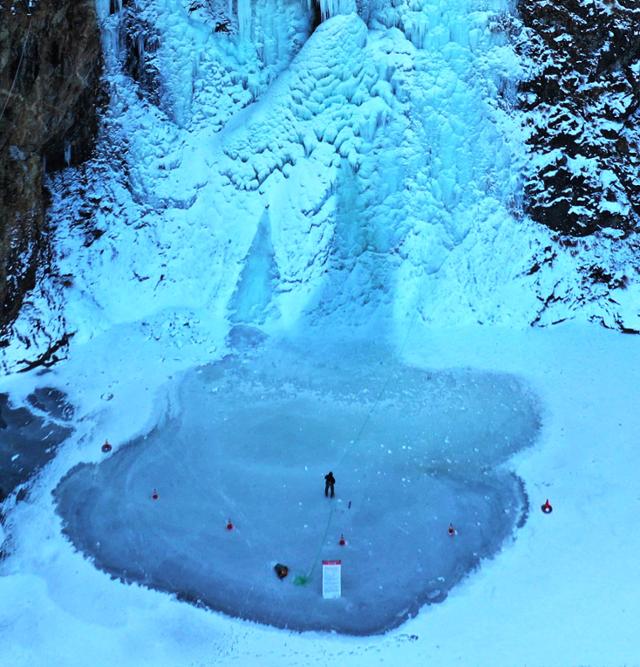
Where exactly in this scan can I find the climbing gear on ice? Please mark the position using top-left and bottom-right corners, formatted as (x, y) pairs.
(541, 499), (553, 514)
(151, 488), (159, 500)
(101, 440), (112, 453)
(274, 563), (289, 579)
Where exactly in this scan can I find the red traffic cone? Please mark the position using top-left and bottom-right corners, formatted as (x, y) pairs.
(151, 488), (159, 500)
(226, 519), (234, 531)
(448, 523), (456, 536)
(541, 499), (553, 514)
(339, 533), (346, 546)
(101, 440), (112, 453)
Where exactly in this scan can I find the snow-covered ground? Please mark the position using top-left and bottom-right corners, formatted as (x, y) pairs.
(1, 323), (639, 665)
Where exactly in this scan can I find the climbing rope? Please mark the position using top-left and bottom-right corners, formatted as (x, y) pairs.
(295, 305), (422, 585)
(0, 17), (32, 126)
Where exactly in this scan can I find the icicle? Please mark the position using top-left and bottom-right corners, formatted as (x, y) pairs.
(317, 0), (356, 21)
(137, 32), (145, 63)
(237, 0), (252, 40)
(95, 0), (122, 21)
(64, 142), (72, 167)
(95, 0), (111, 21)
(100, 20), (123, 68)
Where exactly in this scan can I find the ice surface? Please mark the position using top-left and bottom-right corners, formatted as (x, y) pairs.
(0, 390), (72, 502)
(55, 334), (540, 634)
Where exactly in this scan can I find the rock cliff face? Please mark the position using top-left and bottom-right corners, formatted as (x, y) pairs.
(0, 0), (102, 336)
(517, 0), (640, 236)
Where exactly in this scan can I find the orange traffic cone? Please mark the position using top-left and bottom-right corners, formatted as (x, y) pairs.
(541, 499), (553, 514)
(448, 523), (456, 536)
(339, 533), (346, 546)
(101, 440), (112, 453)
(151, 488), (159, 500)
(226, 519), (234, 531)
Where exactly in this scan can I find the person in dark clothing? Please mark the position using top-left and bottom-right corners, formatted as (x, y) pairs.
(324, 471), (335, 498)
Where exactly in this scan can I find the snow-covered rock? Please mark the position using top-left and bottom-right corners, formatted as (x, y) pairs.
(517, 0), (640, 236)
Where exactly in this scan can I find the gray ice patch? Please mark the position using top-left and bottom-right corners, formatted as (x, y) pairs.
(1, 389), (73, 504)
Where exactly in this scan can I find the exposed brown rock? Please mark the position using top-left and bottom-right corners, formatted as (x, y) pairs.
(0, 0), (103, 334)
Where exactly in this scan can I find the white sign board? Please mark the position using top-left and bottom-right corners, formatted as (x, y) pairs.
(322, 560), (342, 599)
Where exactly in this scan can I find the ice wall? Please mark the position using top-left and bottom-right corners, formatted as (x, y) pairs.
(2, 0), (632, 372)
(5, 0), (586, 371)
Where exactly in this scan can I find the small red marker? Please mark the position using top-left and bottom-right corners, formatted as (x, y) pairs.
(101, 440), (112, 453)
(541, 499), (553, 514)
(448, 523), (456, 536)
(339, 533), (346, 546)
(151, 488), (159, 500)
(226, 519), (234, 531)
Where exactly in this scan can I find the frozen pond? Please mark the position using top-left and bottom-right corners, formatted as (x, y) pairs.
(55, 333), (540, 634)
